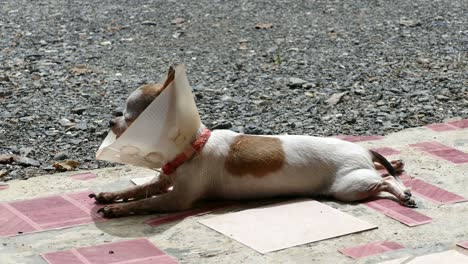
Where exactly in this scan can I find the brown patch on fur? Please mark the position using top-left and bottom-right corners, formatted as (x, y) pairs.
(161, 66), (175, 90)
(138, 67), (175, 98)
(225, 135), (285, 177)
(140, 83), (164, 97)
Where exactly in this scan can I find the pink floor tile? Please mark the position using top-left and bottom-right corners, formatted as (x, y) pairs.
(399, 173), (412, 181)
(426, 123), (459, 132)
(448, 119), (468, 129)
(146, 203), (234, 227)
(124, 255), (179, 264)
(70, 173), (97, 180)
(365, 199), (432, 227)
(409, 141), (449, 151)
(430, 149), (468, 164)
(339, 241), (404, 259)
(403, 178), (467, 204)
(0, 204), (38, 236)
(42, 238), (178, 264)
(65, 191), (106, 212)
(10, 196), (90, 227)
(42, 251), (82, 264)
(457, 241), (468, 250)
(77, 238), (165, 264)
(410, 141), (468, 164)
(0, 190), (106, 237)
(371, 147), (401, 156)
(335, 135), (384, 142)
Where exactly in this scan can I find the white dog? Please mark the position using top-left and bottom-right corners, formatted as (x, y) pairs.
(90, 82), (414, 218)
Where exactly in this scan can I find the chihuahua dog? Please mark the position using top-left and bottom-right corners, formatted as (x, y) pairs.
(90, 82), (415, 218)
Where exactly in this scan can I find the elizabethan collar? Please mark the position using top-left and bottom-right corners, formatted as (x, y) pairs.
(96, 64), (201, 169)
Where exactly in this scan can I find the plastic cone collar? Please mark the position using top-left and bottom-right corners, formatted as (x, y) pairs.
(96, 64), (201, 169)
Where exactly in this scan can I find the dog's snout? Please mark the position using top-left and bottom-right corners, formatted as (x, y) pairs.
(109, 120), (116, 127)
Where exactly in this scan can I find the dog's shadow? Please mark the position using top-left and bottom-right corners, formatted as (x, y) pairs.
(89, 194), (410, 238)
(90, 203), (181, 238)
(88, 197), (291, 238)
(89, 199), (243, 238)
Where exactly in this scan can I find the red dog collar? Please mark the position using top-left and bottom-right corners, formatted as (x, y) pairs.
(162, 128), (211, 175)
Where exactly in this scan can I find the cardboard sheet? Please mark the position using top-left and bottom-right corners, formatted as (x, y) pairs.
(378, 257), (410, 264)
(406, 250), (468, 264)
(130, 175), (155, 186)
(198, 199), (377, 254)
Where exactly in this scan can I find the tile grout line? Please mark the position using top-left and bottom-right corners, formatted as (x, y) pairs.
(112, 254), (176, 264)
(39, 217), (99, 229)
(70, 248), (93, 264)
(2, 202), (42, 231)
(60, 192), (104, 219)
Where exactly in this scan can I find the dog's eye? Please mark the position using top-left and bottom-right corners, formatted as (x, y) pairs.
(112, 108), (123, 117)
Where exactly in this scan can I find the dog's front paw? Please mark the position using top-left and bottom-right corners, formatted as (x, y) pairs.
(89, 192), (120, 204)
(97, 204), (132, 218)
(403, 188), (412, 197)
(402, 194), (417, 208)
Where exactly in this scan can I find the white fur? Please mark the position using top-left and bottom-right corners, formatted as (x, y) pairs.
(178, 129), (378, 200)
(93, 126), (414, 217)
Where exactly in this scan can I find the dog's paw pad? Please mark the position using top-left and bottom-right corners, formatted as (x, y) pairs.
(404, 189), (412, 197)
(97, 205), (128, 218)
(402, 196), (417, 208)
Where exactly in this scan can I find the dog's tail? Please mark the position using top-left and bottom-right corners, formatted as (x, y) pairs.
(369, 150), (396, 177)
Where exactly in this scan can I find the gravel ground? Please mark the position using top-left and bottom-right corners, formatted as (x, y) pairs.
(1, 0), (467, 181)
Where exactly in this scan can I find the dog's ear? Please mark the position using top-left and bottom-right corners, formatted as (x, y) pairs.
(161, 66), (175, 90)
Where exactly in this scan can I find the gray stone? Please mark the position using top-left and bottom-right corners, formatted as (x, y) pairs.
(53, 151), (69, 160)
(325, 92), (347, 106)
(71, 106), (88, 115)
(288, 77), (307, 88)
(59, 118), (75, 128)
(141, 20), (158, 26)
(14, 156), (40, 167)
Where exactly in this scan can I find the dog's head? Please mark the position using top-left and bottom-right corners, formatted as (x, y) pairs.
(109, 83), (164, 138)
(109, 67), (175, 138)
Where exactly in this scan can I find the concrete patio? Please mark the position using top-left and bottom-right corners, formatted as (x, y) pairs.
(0, 120), (467, 263)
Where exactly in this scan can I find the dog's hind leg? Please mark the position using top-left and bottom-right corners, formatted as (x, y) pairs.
(328, 169), (416, 207)
(90, 174), (172, 204)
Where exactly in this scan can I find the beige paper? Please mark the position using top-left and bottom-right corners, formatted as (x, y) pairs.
(378, 257), (411, 264)
(406, 250), (468, 264)
(199, 199), (377, 254)
(130, 175), (155, 186)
